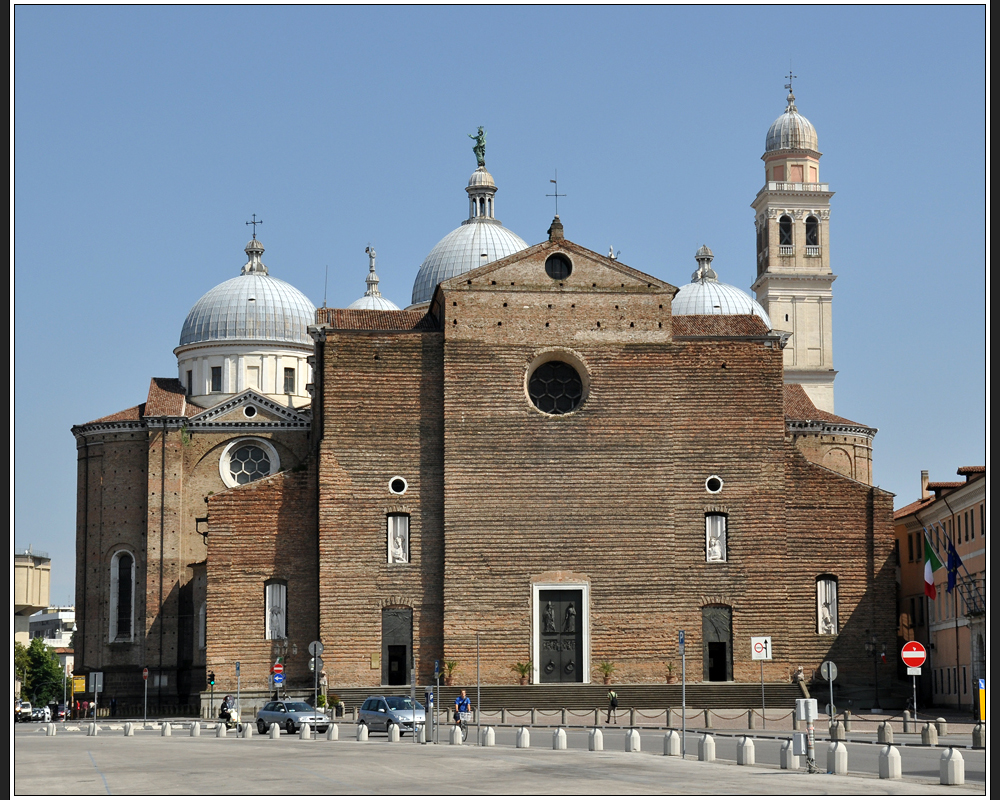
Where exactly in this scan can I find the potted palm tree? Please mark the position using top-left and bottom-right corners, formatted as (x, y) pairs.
(598, 661), (616, 685)
(512, 661), (532, 685)
(444, 660), (458, 686)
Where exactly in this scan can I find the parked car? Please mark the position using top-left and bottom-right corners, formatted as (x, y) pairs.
(358, 695), (425, 735)
(16, 702), (31, 722)
(255, 701), (330, 735)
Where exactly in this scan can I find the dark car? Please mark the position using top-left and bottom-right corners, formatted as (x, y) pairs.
(358, 695), (425, 734)
(255, 700), (330, 735)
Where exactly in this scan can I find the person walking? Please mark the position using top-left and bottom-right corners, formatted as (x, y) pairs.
(606, 689), (618, 724)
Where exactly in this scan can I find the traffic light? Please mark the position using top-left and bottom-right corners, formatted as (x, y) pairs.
(208, 671), (215, 686)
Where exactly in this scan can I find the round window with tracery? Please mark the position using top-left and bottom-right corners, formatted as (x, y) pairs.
(528, 360), (584, 415)
(219, 439), (280, 488)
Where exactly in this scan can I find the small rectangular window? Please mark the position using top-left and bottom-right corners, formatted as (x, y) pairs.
(705, 514), (727, 562)
(266, 581), (287, 640)
(186, 370), (193, 394)
(907, 533), (913, 562)
(284, 367), (295, 394)
(211, 366), (223, 393)
(388, 515), (409, 564)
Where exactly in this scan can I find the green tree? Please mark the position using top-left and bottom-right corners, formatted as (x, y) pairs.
(14, 641), (30, 690)
(24, 638), (65, 706)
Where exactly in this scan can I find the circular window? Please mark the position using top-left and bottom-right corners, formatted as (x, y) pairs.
(545, 253), (572, 280)
(244, 406), (257, 418)
(706, 475), (724, 494)
(219, 439), (280, 488)
(528, 360), (584, 415)
(389, 476), (408, 495)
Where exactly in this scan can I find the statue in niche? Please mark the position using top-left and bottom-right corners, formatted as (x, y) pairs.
(563, 602), (576, 633)
(707, 535), (725, 562)
(468, 126), (486, 167)
(390, 530), (408, 564)
(268, 604), (285, 639)
(543, 601), (556, 634)
(820, 601), (835, 635)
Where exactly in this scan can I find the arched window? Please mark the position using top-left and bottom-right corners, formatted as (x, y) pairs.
(779, 215), (793, 247)
(265, 580), (287, 640)
(109, 550), (135, 642)
(705, 513), (727, 562)
(805, 216), (819, 247)
(816, 575), (839, 635)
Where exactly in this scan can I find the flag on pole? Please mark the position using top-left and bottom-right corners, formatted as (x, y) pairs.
(946, 539), (964, 593)
(923, 532), (944, 599)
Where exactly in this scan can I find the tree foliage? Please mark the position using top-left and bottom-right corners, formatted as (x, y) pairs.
(20, 638), (66, 706)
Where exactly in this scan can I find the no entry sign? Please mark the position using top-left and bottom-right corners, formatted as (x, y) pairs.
(272, 662), (284, 675)
(901, 641), (927, 668)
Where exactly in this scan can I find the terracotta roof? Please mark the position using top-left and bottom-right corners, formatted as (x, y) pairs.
(894, 496), (935, 520)
(926, 481), (964, 490)
(86, 404), (145, 424)
(315, 308), (438, 331)
(783, 384), (869, 427)
(672, 314), (770, 337)
(145, 377), (188, 417)
(957, 466), (986, 476)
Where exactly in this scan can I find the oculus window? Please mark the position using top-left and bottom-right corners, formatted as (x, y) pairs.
(545, 253), (572, 280)
(528, 361), (584, 415)
(220, 438), (280, 488)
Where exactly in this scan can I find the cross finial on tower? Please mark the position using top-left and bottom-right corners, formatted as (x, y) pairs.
(784, 68), (796, 94)
(246, 213), (263, 238)
(546, 170), (566, 217)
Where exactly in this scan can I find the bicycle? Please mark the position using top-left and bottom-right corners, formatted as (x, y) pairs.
(456, 710), (471, 741)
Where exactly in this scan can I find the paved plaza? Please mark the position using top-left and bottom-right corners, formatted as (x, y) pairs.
(14, 723), (985, 796)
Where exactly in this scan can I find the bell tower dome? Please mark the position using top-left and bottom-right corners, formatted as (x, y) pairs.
(751, 80), (837, 412)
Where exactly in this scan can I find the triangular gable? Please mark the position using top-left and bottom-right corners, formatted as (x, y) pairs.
(186, 389), (311, 431)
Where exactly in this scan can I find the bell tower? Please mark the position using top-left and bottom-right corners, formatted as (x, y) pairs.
(751, 81), (837, 412)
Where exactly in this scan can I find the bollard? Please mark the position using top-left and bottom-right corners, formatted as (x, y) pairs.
(697, 733), (715, 762)
(217, 723), (227, 738)
(242, 723), (253, 739)
(356, 723), (369, 742)
(827, 741), (848, 775)
(625, 728), (641, 752)
(664, 730), (681, 756)
(843, 709), (852, 732)
(629, 708), (636, 728)
(594, 708), (600, 726)
(124, 722), (134, 737)
(45, 723), (56, 737)
(973, 722), (985, 748)
(902, 710), (914, 734)
(190, 721), (200, 737)
(878, 745), (901, 779)
(417, 724), (426, 744)
(87, 722), (98, 737)
(921, 722), (938, 745)
(829, 720), (845, 741)
(480, 727), (495, 747)
(353, 707), (358, 721)
(666, 707), (673, 728)
(160, 722), (171, 737)
(779, 739), (799, 770)
(703, 709), (713, 728)
(553, 728), (567, 750)
(530, 708), (536, 725)
(327, 723), (339, 741)
(269, 722), (280, 740)
(737, 736), (755, 766)
(561, 708), (567, 726)
(877, 721), (893, 744)
(501, 708), (507, 724)
(516, 727), (530, 748)
(935, 717), (948, 737)
(940, 747), (965, 785)
(589, 728), (604, 752)
(449, 724), (463, 745)
(387, 722), (399, 742)
(747, 709), (755, 730)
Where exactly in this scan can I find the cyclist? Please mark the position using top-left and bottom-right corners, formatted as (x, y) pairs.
(454, 689), (471, 723)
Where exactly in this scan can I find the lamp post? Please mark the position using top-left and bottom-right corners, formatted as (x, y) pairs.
(864, 632), (885, 713)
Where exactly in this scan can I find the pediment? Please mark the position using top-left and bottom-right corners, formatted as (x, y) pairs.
(186, 390), (311, 431)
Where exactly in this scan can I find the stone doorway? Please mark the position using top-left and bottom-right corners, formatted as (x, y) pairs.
(382, 608), (412, 686)
(702, 606), (733, 682)
(538, 589), (583, 683)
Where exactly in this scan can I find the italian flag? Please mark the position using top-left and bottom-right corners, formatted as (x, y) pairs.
(924, 534), (944, 599)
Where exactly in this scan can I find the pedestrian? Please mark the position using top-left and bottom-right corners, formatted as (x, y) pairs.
(606, 689), (618, 724)
(110, 697), (117, 717)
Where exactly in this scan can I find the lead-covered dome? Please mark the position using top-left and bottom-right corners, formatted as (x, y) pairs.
(410, 159), (529, 306)
(672, 245), (772, 328)
(347, 246), (401, 311)
(179, 239), (316, 346)
(765, 91), (818, 153)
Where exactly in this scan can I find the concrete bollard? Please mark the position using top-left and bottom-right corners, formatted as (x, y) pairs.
(921, 723), (938, 745)
(940, 747), (965, 785)
(666, 707), (673, 728)
(516, 727), (530, 748)
(629, 708), (636, 728)
(327, 724), (338, 741)
(553, 728), (567, 750)
(530, 708), (536, 725)
(480, 727), (495, 747)
(269, 723), (280, 740)
(703, 709), (712, 728)
(589, 728), (604, 751)
(190, 721), (200, 737)
(87, 722), (98, 737)
(779, 739), (799, 770)
(736, 736), (755, 766)
(747, 709), (755, 730)
(698, 734), (715, 762)
(829, 720), (845, 741)
(935, 717), (948, 737)
(417, 724), (426, 744)
(843, 710), (852, 732)
(902, 710), (914, 734)
(45, 723), (56, 736)
(242, 723), (253, 739)
(663, 729), (680, 756)
(878, 745), (901, 779)
(561, 708), (567, 726)
(160, 722), (171, 737)
(449, 724), (463, 745)
(387, 722), (399, 742)
(973, 722), (985, 748)
(877, 721), (893, 744)
(501, 708), (507, 724)
(124, 722), (134, 736)
(594, 708), (600, 726)
(356, 723), (369, 742)
(302, 723), (314, 740)
(625, 728), (641, 752)
(216, 723), (227, 738)
(827, 741), (848, 775)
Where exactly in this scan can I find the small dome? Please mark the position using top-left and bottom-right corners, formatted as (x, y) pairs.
(672, 245), (772, 328)
(467, 167), (496, 188)
(179, 239), (316, 346)
(765, 92), (818, 153)
(347, 246), (401, 311)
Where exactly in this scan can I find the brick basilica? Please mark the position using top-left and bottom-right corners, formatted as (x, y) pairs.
(73, 90), (896, 707)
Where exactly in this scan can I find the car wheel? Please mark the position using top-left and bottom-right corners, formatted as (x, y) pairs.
(257, 719), (267, 735)
(285, 719), (296, 735)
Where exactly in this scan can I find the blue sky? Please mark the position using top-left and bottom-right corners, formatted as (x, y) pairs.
(15, 5), (987, 603)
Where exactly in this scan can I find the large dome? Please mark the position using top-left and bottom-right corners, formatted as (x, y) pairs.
(410, 162), (529, 306)
(765, 91), (818, 153)
(179, 239), (316, 347)
(672, 245), (772, 328)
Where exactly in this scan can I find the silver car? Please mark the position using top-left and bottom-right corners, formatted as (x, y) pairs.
(255, 700), (330, 735)
(359, 695), (425, 734)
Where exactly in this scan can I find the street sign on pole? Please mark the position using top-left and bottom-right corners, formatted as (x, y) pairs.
(679, 629), (686, 758)
(142, 668), (149, 681)
(308, 641), (324, 657)
(901, 641), (927, 668)
(820, 661), (838, 681)
(273, 673), (285, 685)
(750, 636), (772, 660)
(272, 662), (284, 675)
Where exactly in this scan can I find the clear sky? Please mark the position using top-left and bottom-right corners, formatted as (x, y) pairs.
(14, 5), (987, 604)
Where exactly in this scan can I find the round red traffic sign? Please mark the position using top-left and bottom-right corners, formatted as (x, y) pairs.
(142, 668), (149, 681)
(272, 662), (284, 675)
(901, 641), (927, 668)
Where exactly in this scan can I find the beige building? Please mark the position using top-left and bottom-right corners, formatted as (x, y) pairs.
(14, 548), (51, 645)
